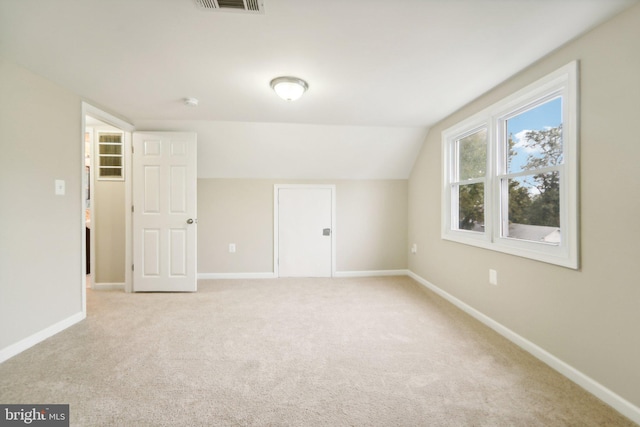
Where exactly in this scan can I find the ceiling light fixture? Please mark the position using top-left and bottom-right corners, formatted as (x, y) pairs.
(270, 76), (309, 101)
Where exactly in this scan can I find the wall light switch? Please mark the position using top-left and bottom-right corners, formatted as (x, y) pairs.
(55, 179), (65, 195)
(489, 269), (498, 285)
(229, 243), (236, 253)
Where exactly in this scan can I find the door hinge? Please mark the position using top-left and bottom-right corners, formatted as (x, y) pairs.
(132, 145), (134, 154)
(132, 264), (134, 271)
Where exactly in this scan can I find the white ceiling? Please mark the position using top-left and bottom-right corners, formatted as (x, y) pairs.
(1, 0), (636, 178)
(135, 120), (428, 179)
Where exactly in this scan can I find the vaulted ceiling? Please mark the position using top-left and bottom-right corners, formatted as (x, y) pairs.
(1, 0), (636, 178)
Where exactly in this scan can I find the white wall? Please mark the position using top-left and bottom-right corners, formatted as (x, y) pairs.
(408, 3), (640, 411)
(0, 59), (84, 353)
(135, 120), (427, 180)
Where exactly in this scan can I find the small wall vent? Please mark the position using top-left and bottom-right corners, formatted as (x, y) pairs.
(195, 0), (264, 14)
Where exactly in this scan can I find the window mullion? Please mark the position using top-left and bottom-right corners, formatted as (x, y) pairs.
(501, 165), (562, 180)
(450, 177), (485, 186)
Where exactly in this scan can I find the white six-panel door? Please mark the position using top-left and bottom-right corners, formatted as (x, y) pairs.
(132, 132), (197, 292)
(277, 186), (334, 277)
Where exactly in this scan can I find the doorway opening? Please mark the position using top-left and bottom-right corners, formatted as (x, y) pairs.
(81, 103), (134, 313)
(84, 116), (127, 290)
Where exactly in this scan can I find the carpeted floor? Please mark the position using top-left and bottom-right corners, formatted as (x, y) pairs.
(0, 276), (635, 426)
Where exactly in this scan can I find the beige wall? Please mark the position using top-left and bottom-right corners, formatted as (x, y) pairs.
(0, 59), (83, 349)
(93, 180), (125, 283)
(198, 179), (408, 274)
(408, 4), (640, 409)
(336, 180), (407, 271)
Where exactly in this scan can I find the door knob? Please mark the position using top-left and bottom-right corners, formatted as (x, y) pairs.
(186, 218), (197, 224)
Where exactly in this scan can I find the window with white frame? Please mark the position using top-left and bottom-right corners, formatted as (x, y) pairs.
(97, 131), (124, 180)
(442, 61), (578, 268)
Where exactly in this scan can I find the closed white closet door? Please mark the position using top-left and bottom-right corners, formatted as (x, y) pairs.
(277, 187), (333, 277)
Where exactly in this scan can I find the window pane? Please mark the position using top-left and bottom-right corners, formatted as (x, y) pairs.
(507, 97), (563, 174)
(99, 167), (121, 177)
(458, 129), (487, 180)
(99, 156), (122, 167)
(99, 144), (122, 155)
(99, 133), (122, 143)
(504, 172), (560, 244)
(457, 182), (484, 231)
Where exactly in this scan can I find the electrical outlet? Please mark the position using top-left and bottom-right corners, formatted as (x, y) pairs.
(229, 243), (236, 253)
(489, 269), (498, 285)
(411, 243), (418, 254)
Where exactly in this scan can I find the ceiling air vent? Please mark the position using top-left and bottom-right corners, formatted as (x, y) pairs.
(195, 0), (264, 14)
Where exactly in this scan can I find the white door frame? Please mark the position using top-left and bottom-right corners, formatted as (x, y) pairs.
(273, 184), (336, 277)
(81, 102), (135, 307)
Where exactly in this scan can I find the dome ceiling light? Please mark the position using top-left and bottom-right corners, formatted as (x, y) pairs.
(270, 76), (309, 101)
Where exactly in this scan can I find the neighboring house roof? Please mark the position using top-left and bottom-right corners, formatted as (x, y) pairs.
(509, 224), (561, 244)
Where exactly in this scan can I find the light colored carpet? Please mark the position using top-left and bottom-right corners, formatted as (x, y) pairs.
(0, 276), (635, 426)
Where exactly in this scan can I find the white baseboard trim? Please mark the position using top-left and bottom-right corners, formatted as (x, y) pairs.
(199, 270), (410, 280)
(198, 272), (276, 280)
(334, 269), (409, 278)
(92, 282), (125, 290)
(0, 311), (85, 364)
(408, 270), (640, 425)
